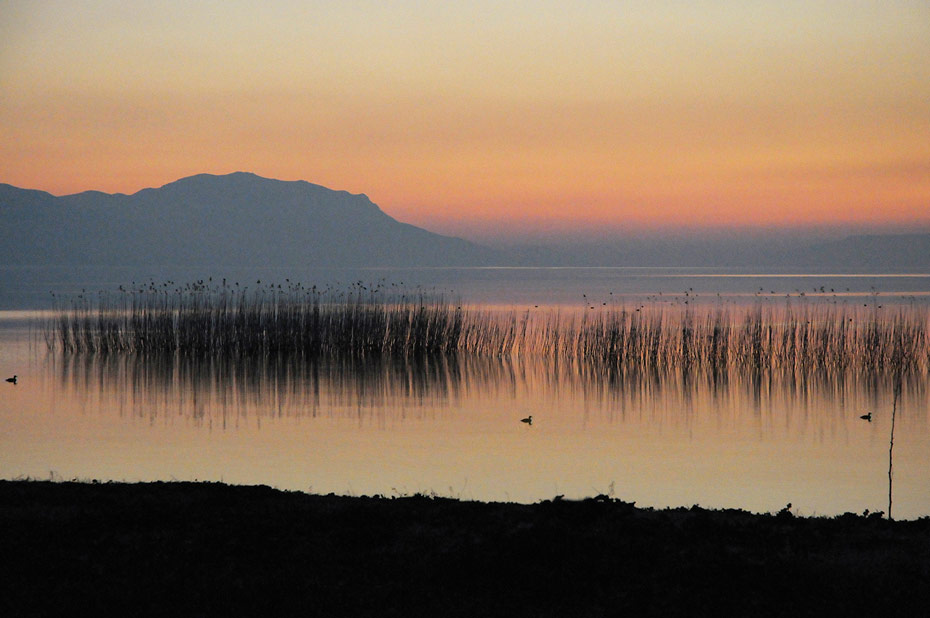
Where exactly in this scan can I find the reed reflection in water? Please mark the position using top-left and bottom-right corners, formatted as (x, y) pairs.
(54, 349), (926, 428)
(56, 352), (512, 424)
(40, 348), (929, 517)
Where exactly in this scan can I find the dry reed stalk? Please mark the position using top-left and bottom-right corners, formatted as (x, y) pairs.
(45, 282), (930, 377)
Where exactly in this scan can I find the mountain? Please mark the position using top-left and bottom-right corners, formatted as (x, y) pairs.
(0, 172), (502, 267)
(2, 173), (927, 271)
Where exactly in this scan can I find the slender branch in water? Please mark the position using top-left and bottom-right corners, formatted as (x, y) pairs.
(887, 375), (901, 520)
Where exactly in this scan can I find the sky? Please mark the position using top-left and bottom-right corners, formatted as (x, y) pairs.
(1, 1), (928, 241)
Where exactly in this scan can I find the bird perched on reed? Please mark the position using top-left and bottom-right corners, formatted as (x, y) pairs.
(520, 415), (533, 425)
(860, 412), (872, 422)
(5, 375), (16, 384)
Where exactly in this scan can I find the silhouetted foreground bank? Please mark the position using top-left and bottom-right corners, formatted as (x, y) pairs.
(2, 482), (928, 617)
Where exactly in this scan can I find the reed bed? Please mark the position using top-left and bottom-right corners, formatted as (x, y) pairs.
(48, 279), (467, 359)
(46, 280), (930, 375)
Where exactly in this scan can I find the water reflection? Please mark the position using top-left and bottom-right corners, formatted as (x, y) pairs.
(53, 350), (925, 430)
(0, 341), (918, 517)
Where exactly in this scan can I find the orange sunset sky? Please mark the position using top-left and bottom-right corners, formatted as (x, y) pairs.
(2, 1), (928, 241)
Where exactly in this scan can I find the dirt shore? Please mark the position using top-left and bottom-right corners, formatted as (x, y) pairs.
(1, 480), (928, 617)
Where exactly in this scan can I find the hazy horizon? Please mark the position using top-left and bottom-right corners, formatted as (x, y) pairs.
(6, 172), (930, 248)
(2, 2), (928, 244)
(4, 172), (930, 289)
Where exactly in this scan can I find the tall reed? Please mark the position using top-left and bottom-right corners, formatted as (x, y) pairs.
(46, 281), (930, 376)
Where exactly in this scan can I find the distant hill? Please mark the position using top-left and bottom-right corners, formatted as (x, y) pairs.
(499, 233), (930, 271)
(2, 173), (927, 271)
(0, 172), (502, 267)
(802, 234), (930, 271)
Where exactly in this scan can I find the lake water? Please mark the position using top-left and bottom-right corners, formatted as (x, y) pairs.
(3, 264), (930, 309)
(1, 267), (928, 518)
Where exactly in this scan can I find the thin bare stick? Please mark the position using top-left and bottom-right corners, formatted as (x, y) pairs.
(888, 376), (901, 520)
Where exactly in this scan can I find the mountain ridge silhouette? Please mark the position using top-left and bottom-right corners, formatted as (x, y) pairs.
(2, 172), (928, 270)
(0, 172), (502, 267)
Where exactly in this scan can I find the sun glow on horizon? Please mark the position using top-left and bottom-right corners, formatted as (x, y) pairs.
(2, 1), (928, 241)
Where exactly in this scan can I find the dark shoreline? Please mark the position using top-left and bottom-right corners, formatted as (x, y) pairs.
(2, 480), (928, 617)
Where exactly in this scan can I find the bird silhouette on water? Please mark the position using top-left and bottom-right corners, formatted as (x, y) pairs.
(860, 412), (872, 422)
(4, 375), (16, 385)
(520, 415), (533, 425)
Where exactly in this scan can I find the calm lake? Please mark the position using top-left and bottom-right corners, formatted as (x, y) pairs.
(1, 267), (928, 518)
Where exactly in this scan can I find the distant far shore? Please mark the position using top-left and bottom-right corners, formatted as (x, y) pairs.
(1, 480), (928, 617)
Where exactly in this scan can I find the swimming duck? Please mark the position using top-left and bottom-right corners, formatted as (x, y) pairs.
(520, 415), (533, 425)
